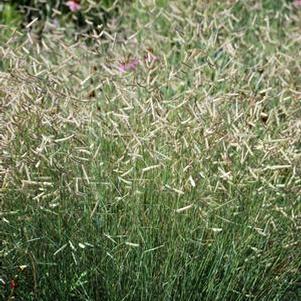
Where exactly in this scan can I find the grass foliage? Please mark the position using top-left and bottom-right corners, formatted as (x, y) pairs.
(0, 0), (300, 300)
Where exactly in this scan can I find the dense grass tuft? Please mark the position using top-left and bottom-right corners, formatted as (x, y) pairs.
(1, 1), (300, 300)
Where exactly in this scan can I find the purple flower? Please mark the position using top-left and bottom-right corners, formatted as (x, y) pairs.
(66, 0), (81, 12)
(118, 58), (140, 73)
(50, 18), (60, 29)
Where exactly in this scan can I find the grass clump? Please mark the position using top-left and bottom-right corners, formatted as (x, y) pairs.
(0, 1), (300, 300)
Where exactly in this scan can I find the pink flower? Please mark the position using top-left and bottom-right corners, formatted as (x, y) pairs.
(294, 0), (301, 7)
(66, 0), (81, 12)
(144, 53), (158, 63)
(10, 279), (16, 289)
(143, 48), (158, 64)
(118, 58), (140, 73)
